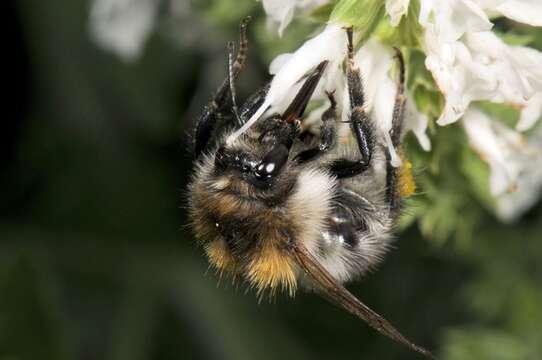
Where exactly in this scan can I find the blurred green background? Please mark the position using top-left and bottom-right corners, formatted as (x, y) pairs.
(3, 1), (542, 359)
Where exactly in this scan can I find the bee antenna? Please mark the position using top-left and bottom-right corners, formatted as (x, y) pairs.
(227, 41), (242, 126)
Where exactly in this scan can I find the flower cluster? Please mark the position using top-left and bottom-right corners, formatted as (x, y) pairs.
(415, 0), (542, 221)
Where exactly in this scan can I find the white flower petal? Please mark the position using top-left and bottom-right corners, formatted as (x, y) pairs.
(355, 39), (394, 115)
(89, 0), (159, 62)
(424, 36), (479, 125)
(465, 31), (542, 103)
(481, 0), (542, 26)
(375, 77), (403, 166)
(354, 40), (402, 165)
(463, 108), (527, 196)
(267, 24), (346, 113)
(385, 0), (410, 26)
(262, 0), (329, 36)
(419, 0), (492, 42)
(495, 126), (542, 222)
(269, 53), (293, 75)
(373, 78), (397, 136)
(228, 24), (346, 143)
(386, 133), (403, 167)
(262, 0), (296, 37)
(404, 96), (432, 151)
(339, 80), (352, 135)
(517, 92), (542, 132)
(354, 40), (430, 163)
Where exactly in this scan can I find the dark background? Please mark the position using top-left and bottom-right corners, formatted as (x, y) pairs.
(3, 1), (541, 359)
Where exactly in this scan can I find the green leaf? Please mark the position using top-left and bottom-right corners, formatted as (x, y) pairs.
(329, 0), (384, 42)
(413, 86), (444, 119)
(495, 30), (535, 47)
(407, 49), (445, 120)
(460, 146), (495, 211)
(442, 329), (532, 360)
(308, 2), (337, 23)
(475, 101), (520, 129)
(194, 0), (257, 26)
(407, 49), (436, 89)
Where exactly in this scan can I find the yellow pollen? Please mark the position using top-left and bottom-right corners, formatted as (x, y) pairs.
(398, 152), (416, 198)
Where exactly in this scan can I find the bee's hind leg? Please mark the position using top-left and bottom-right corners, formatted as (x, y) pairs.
(385, 48), (407, 212)
(194, 17), (251, 157)
(328, 27), (375, 179)
(294, 91), (338, 163)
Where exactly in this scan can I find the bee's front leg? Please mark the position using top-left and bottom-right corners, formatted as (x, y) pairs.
(194, 17), (251, 157)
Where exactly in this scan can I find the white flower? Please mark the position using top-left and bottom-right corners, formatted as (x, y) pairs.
(267, 26), (347, 113)
(262, 0), (329, 36)
(463, 108), (525, 196)
(463, 108), (542, 221)
(465, 32), (542, 103)
(419, 0), (492, 42)
(419, 0), (542, 126)
(420, 1), (492, 125)
(386, 0), (410, 26)
(416, 0), (542, 219)
(89, 0), (160, 62)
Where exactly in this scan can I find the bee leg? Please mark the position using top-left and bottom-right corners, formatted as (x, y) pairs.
(328, 27), (375, 179)
(389, 48), (406, 150)
(294, 91), (337, 163)
(194, 17), (251, 157)
(385, 48), (407, 212)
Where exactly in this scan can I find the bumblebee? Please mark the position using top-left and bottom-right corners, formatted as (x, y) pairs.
(188, 18), (432, 358)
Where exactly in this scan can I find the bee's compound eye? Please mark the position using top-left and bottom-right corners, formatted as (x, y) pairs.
(255, 144), (289, 179)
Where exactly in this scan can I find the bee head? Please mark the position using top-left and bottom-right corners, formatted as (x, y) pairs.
(212, 60), (329, 194)
(213, 124), (297, 195)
